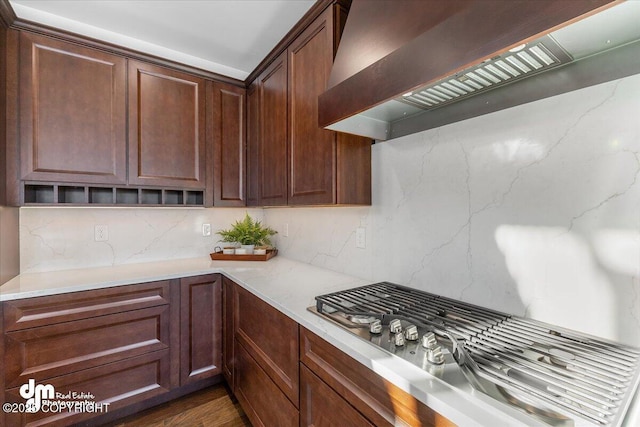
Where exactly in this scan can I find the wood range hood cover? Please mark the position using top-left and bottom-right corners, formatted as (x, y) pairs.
(318, 0), (629, 141)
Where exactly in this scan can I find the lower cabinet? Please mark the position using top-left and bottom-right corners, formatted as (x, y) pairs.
(1, 275), (223, 427)
(300, 364), (374, 427)
(225, 279), (452, 427)
(235, 341), (299, 427)
(179, 274), (222, 386)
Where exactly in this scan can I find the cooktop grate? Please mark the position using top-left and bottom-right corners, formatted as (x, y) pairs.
(315, 282), (640, 426)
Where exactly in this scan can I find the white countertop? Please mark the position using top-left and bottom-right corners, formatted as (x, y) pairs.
(0, 256), (592, 426)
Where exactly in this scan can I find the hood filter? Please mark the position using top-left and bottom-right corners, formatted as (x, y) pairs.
(400, 36), (572, 110)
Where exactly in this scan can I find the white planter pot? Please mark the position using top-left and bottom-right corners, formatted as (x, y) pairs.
(240, 244), (255, 255)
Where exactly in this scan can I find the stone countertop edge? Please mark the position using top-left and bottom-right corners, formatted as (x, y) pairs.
(0, 255), (551, 427)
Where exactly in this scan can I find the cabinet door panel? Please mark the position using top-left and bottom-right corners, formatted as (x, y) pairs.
(179, 274), (222, 385)
(258, 52), (288, 206)
(4, 350), (171, 427)
(19, 32), (126, 184)
(210, 82), (246, 206)
(246, 83), (260, 206)
(301, 364), (374, 427)
(288, 7), (336, 205)
(222, 276), (235, 389)
(235, 342), (298, 427)
(128, 60), (206, 189)
(234, 284), (298, 406)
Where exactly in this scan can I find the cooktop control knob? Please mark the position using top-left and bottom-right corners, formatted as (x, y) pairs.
(393, 332), (405, 347)
(421, 332), (438, 349)
(404, 324), (419, 341)
(369, 319), (382, 334)
(389, 319), (402, 334)
(427, 346), (445, 365)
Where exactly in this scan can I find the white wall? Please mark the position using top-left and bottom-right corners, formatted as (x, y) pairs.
(265, 74), (640, 346)
(20, 207), (262, 273)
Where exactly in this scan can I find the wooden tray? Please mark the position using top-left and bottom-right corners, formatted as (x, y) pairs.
(210, 249), (278, 261)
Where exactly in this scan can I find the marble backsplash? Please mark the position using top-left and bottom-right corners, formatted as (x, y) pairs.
(265, 73), (640, 346)
(20, 207), (262, 273)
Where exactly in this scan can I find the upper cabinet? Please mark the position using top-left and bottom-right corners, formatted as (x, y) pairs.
(209, 81), (246, 207)
(18, 32), (127, 185)
(6, 31), (243, 207)
(247, 1), (372, 207)
(128, 60), (206, 190)
(256, 52), (289, 207)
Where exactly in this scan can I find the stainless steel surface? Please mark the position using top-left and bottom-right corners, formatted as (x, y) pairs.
(325, 1), (640, 141)
(311, 282), (640, 426)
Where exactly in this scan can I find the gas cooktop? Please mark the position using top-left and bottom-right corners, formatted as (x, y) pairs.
(310, 282), (640, 427)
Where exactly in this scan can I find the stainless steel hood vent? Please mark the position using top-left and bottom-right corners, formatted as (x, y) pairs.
(319, 0), (640, 142)
(399, 36), (571, 111)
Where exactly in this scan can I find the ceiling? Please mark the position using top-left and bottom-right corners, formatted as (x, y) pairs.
(8, 0), (316, 80)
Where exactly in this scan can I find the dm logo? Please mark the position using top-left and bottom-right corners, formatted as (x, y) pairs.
(19, 379), (55, 413)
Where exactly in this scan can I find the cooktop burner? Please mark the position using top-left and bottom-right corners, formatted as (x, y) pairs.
(311, 282), (640, 427)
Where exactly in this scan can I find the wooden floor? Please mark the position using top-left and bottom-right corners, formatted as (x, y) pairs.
(104, 384), (251, 427)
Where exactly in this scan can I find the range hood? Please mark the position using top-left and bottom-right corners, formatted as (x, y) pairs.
(319, 0), (640, 141)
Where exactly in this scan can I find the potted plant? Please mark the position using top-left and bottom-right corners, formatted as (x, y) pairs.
(217, 213), (277, 254)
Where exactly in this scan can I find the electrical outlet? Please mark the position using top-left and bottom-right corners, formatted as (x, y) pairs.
(355, 227), (366, 249)
(202, 223), (211, 237)
(283, 223), (289, 238)
(94, 225), (109, 242)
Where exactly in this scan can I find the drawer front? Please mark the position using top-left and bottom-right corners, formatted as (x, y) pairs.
(4, 349), (171, 427)
(300, 364), (374, 427)
(300, 327), (454, 427)
(5, 305), (171, 387)
(3, 280), (172, 332)
(235, 341), (298, 427)
(234, 285), (299, 406)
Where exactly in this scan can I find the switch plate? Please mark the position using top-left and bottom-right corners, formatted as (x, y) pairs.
(94, 225), (108, 242)
(202, 223), (211, 237)
(355, 227), (366, 249)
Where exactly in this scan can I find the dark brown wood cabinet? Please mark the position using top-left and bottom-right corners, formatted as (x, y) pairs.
(1, 275), (226, 426)
(246, 83), (261, 206)
(2, 280), (176, 427)
(300, 364), (374, 427)
(300, 327), (455, 427)
(257, 51), (289, 206)
(128, 60), (206, 190)
(209, 82), (246, 206)
(221, 276), (235, 389)
(247, 2), (372, 207)
(179, 274), (222, 386)
(18, 32), (127, 185)
(236, 341), (299, 427)
(233, 283), (299, 405)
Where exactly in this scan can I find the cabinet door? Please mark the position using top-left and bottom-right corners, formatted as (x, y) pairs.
(234, 284), (299, 406)
(258, 52), (288, 206)
(222, 276), (235, 390)
(300, 364), (374, 427)
(128, 60), (206, 189)
(288, 7), (336, 205)
(209, 81), (246, 206)
(19, 32), (127, 184)
(179, 274), (222, 386)
(246, 82), (261, 206)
